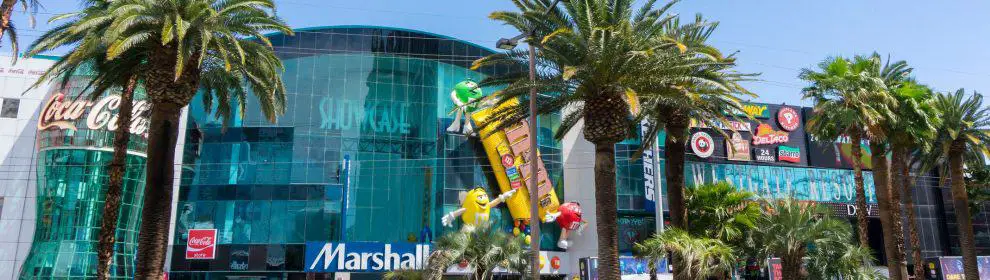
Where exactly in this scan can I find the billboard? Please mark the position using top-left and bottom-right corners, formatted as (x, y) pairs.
(802, 107), (874, 169)
(684, 161), (877, 204)
(933, 256), (990, 280)
(688, 103), (809, 166)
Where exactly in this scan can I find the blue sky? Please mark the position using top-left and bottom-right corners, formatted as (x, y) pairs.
(8, 0), (989, 106)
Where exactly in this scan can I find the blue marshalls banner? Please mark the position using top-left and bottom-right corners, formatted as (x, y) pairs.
(304, 242), (431, 272)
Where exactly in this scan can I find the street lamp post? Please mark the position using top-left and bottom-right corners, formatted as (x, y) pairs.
(495, 1), (565, 279)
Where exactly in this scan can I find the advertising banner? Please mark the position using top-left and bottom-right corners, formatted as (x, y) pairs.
(186, 229), (217, 260)
(803, 108), (874, 169)
(754, 147), (775, 163)
(777, 145), (801, 163)
(641, 121), (659, 213)
(305, 242), (431, 272)
(690, 131), (715, 158)
(685, 161), (877, 204)
(725, 133), (751, 161)
(934, 256), (990, 280)
(579, 257), (669, 280)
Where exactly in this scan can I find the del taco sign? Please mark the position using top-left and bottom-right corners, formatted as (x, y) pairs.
(37, 93), (151, 138)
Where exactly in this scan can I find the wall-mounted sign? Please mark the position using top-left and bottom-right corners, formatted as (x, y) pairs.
(690, 131), (715, 158)
(729, 103), (770, 119)
(641, 121), (659, 213)
(305, 242), (431, 272)
(319, 97), (412, 134)
(754, 147), (776, 163)
(37, 93), (151, 138)
(726, 133), (751, 161)
(822, 202), (879, 218)
(777, 145), (801, 163)
(752, 123), (789, 145)
(689, 119), (752, 132)
(186, 229), (217, 260)
(685, 162), (878, 203)
(777, 107), (800, 131)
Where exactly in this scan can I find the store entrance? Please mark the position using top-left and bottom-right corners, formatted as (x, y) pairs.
(867, 217), (886, 265)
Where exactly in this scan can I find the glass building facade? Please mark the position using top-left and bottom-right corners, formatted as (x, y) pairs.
(20, 70), (149, 279)
(168, 26), (563, 279)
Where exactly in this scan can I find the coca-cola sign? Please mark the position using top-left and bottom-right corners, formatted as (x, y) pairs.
(186, 229), (217, 259)
(36, 93), (151, 138)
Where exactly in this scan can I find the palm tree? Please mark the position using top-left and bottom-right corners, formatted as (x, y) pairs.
(474, 1), (750, 279)
(929, 89), (990, 280)
(799, 55), (891, 251)
(684, 181), (759, 244)
(25, 1), (147, 278)
(642, 16), (755, 236)
(751, 199), (869, 280)
(414, 225), (531, 280)
(0, 0), (38, 57)
(884, 80), (939, 279)
(52, 0), (293, 278)
(635, 229), (735, 280)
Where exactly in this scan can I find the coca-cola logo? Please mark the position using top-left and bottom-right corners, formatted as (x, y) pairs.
(188, 236), (214, 247)
(37, 93), (151, 138)
(186, 229), (217, 259)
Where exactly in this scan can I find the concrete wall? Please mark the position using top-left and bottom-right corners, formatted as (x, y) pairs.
(561, 116), (601, 277)
(0, 56), (54, 280)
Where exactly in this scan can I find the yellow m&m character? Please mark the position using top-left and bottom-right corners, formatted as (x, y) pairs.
(442, 187), (517, 229)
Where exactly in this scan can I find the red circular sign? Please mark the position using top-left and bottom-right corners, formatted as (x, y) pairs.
(690, 132), (714, 158)
(551, 256), (561, 269)
(777, 107), (800, 131)
(501, 154), (514, 167)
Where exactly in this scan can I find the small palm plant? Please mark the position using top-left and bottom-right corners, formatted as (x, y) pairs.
(685, 181), (760, 244)
(387, 225), (531, 280)
(635, 229), (735, 280)
(751, 199), (877, 280)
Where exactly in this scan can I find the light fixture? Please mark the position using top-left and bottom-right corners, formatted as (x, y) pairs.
(496, 38), (519, 50)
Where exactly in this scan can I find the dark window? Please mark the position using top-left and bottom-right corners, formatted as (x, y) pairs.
(0, 197), (4, 217)
(1, 98), (18, 118)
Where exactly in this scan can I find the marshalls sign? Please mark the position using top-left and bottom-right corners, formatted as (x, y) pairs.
(305, 242), (431, 272)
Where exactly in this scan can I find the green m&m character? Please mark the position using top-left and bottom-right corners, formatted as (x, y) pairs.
(447, 79), (485, 134)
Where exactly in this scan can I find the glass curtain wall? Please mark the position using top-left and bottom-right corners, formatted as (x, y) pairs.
(21, 69), (149, 279)
(169, 26), (562, 279)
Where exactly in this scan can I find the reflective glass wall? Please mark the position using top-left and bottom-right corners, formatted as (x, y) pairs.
(21, 69), (149, 279)
(169, 26), (562, 279)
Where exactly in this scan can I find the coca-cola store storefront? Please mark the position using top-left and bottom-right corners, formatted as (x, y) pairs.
(19, 78), (151, 279)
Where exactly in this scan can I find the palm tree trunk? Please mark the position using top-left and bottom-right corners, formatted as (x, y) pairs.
(949, 140), (979, 280)
(0, 0), (15, 42)
(871, 144), (903, 280)
(665, 121), (688, 229)
(134, 101), (182, 280)
(96, 76), (139, 280)
(664, 120), (689, 280)
(849, 130), (870, 248)
(900, 153), (924, 279)
(594, 142), (621, 280)
(888, 145), (908, 278)
(781, 254), (804, 280)
(647, 258), (657, 280)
